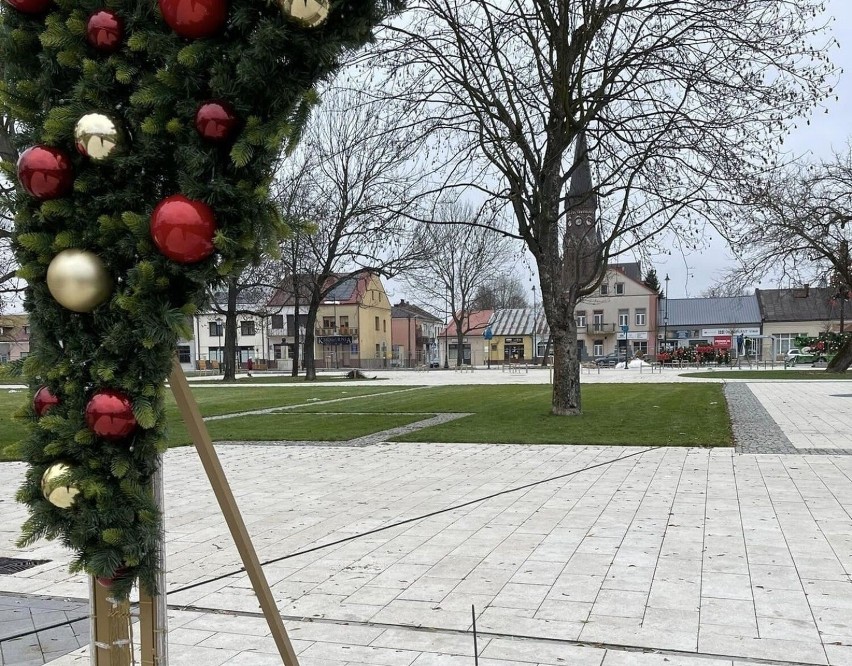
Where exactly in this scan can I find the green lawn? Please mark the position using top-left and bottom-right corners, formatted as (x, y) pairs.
(684, 370), (852, 380)
(0, 383), (732, 460)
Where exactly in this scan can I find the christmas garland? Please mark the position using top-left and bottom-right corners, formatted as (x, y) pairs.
(1, 0), (398, 599)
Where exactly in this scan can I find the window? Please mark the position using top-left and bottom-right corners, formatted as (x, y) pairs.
(208, 347), (222, 362)
(271, 314), (284, 329)
(375, 343), (381, 357)
(618, 309), (629, 327)
(600, 284), (609, 295)
(593, 340), (604, 356)
(633, 341), (648, 354)
(775, 333), (802, 354)
(375, 316), (380, 331)
(350, 342), (359, 355)
(635, 309), (646, 326)
(383, 320), (387, 333)
(339, 316), (349, 330)
(322, 316), (335, 329)
(273, 344), (283, 360)
(209, 321), (223, 337)
(593, 311), (604, 325)
(240, 320), (256, 336)
(615, 283), (625, 295)
(576, 310), (587, 327)
(178, 345), (191, 363)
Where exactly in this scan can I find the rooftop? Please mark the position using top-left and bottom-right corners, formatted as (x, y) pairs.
(757, 287), (842, 322)
(659, 295), (761, 327)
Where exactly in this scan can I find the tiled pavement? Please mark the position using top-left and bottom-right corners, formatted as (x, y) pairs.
(1, 377), (851, 665)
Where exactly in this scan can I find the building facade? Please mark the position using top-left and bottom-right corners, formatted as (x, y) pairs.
(658, 295), (763, 357)
(756, 287), (845, 358)
(390, 300), (442, 367)
(438, 309), (493, 367)
(0, 315), (30, 362)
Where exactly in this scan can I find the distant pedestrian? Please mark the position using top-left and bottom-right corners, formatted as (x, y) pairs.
(246, 357), (253, 377)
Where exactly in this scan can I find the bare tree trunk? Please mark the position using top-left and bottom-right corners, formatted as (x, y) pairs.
(303, 295), (321, 381)
(455, 331), (464, 366)
(222, 277), (238, 380)
(550, 305), (581, 415)
(826, 336), (852, 373)
(292, 290), (301, 377)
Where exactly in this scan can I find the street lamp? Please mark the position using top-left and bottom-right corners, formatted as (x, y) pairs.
(444, 287), (450, 369)
(532, 285), (537, 363)
(215, 317), (223, 374)
(663, 274), (670, 352)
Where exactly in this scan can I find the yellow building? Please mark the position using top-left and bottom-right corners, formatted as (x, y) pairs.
(313, 272), (393, 369)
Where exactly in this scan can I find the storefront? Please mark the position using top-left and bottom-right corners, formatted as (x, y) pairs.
(503, 337), (525, 361)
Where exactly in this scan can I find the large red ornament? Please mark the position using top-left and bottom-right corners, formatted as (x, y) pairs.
(150, 195), (216, 263)
(2, 0), (51, 14)
(195, 101), (238, 142)
(85, 390), (137, 440)
(33, 386), (60, 417)
(86, 10), (124, 53)
(17, 146), (74, 200)
(96, 566), (130, 588)
(158, 0), (226, 39)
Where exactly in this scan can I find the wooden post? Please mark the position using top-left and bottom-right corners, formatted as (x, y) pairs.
(140, 460), (169, 666)
(90, 578), (131, 666)
(168, 359), (300, 666)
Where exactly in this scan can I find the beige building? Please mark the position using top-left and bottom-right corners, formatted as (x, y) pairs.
(756, 287), (845, 358)
(576, 263), (659, 359)
(0, 314), (30, 362)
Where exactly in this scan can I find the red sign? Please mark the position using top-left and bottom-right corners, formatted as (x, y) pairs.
(713, 336), (731, 348)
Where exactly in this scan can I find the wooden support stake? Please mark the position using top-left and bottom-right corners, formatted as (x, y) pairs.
(90, 578), (131, 666)
(168, 359), (300, 666)
(140, 461), (169, 666)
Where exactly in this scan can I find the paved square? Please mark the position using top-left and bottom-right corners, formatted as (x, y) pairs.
(1, 375), (851, 665)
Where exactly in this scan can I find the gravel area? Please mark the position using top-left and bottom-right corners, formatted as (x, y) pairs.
(724, 383), (797, 454)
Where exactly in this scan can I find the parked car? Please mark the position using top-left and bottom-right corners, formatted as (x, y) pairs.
(594, 352), (625, 367)
(786, 347), (827, 364)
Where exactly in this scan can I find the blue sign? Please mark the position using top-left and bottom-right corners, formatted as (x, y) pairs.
(621, 324), (629, 334)
(483, 326), (493, 341)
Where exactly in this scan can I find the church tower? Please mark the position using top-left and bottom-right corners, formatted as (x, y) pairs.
(564, 132), (602, 286)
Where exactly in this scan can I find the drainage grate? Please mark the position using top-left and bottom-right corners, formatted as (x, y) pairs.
(0, 557), (50, 574)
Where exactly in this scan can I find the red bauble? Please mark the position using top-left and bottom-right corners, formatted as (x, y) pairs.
(3, 0), (51, 14)
(195, 101), (238, 142)
(85, 390), (137, 440)
(158, 0), (226, 39)
(17, 146), (74, 200)
(86, 10), (124, 53)
(96, 566), (129, 588)
(150, 195), (216, 263)
(33, 386), (60, 417)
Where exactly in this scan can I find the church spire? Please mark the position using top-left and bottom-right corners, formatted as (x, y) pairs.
(567, 131), (596, 211)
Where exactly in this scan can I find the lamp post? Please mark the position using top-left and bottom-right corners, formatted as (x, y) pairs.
(444, 287), (450, 369)
(215, 317), (223, 374)
(663, 274), (670, 352)
(532, 286), (537, 363)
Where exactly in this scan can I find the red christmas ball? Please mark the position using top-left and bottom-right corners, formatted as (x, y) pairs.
(195, 101), (238, 142)
(33, 386), (60, 417)
(96, 566), (130, 588)
(158, 0), (226, 39)
(17, 146), (74, 200)
(2, 0), (51, 14)
(86, 10), (124, 53)
(150, 195), (216, 263)
(85, 390), (137, 440)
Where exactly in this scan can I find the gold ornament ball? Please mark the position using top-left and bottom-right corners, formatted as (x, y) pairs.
(41, 462), (81, 509)
(279, 0), (329, 27)
(46, 249), (112, 313)
(74, 113), (126, 161)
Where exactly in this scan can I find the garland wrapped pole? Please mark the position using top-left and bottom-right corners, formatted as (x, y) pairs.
(0, 0), (400, 661)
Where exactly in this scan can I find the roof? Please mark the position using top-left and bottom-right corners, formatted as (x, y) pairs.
(268, 271), (375, 307)
(488, 308), (550, 336)
(440, 309), (494, 337)
(391, 300), (442, 322)
(659, 295), (761, 327)
(567, 132), (596, 210)
(756, 287), (842, 322)
(609, 262), (643, 283)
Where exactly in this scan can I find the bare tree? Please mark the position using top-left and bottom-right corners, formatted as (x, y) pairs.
(718, 147), (852, 371)
(700, 284), (752, 299)
(0, 113), (21, 312)
(274, 89), (426, 380)
(368, 0), (836, 414)
(471, 274), (529, 311)
(405, 203), (513, 367)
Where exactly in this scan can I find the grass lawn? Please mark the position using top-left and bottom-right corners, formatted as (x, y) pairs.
(684, 370), (852, 380)
(0, 382), (731, 460)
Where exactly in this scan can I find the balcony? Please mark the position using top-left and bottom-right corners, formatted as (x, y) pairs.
(586, 323), (617, 334)
(315, 327), (358, 337)
(267, 326), (307, 338)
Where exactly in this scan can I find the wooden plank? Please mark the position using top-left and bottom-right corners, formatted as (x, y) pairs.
(140, 462), (169, 666)
(168, 359), (300, 665)
(91, 577), (131, 666)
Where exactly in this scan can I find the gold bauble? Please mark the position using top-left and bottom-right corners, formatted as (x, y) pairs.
(46, 249), (112, 313)
(41, 462), (80, 509)
(74, 113), (126, 161)
(279, 0), (329, 27)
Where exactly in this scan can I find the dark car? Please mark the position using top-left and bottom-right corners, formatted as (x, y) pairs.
(594, 352), (624, 367)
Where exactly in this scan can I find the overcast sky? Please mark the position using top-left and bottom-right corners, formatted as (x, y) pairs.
(390, 0), (852, 308)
